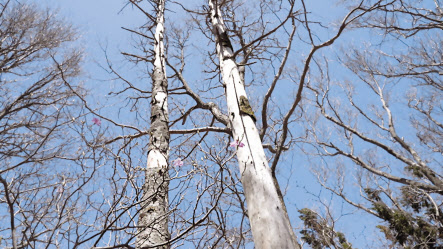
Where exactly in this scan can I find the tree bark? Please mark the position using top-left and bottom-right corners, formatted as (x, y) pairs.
(136, 0), (170, 248)
(208, 1), (301, 249)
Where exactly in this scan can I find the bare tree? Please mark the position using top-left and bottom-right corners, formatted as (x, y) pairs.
(89, 0), (235, 247)
(0, 1), (88, 248)
(136, 0), (170, 248)
(207, 1), (300, 248)
(304, 0), (442, 247)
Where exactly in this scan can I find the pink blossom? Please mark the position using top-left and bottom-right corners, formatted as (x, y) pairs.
(173, 158), (184, 167)
(230, 140), (245, 148)
(92, 117), (101, 126)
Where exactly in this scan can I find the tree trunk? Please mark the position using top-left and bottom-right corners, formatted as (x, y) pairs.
(136, 0), (170, 248)
(208, 1), (301, 249)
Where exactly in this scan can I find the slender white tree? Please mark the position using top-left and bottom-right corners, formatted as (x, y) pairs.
(136, 0), (170, 248)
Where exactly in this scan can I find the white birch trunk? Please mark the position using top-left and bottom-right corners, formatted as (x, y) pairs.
(136, 0), (170, 248)
(208, 1), (300, 248)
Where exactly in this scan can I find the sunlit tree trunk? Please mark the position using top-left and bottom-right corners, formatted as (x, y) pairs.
(136, 0), (170, 248)
(208, 1), (300, 248)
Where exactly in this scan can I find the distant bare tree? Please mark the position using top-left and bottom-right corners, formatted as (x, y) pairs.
(0, 1), (87, 248)
(305, 0), (442, 247)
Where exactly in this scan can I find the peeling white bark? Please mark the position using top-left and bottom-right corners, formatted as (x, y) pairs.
(208, 1), (300, 248)
(136, 0), (170, 248)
